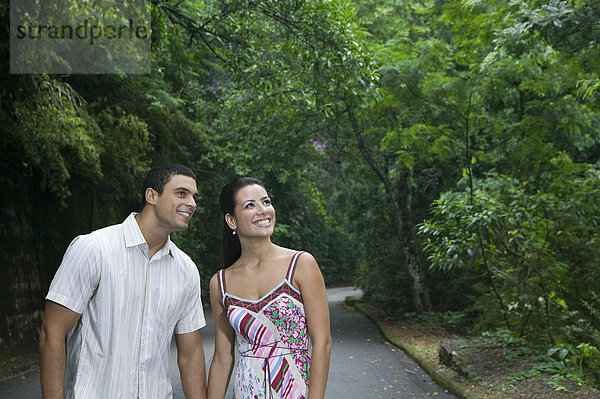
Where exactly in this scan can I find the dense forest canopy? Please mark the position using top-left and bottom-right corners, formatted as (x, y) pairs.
(1, 0), (599, 388)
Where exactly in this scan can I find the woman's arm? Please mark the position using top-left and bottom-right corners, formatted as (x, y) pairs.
(295, 253), (332, 399)
(206, 273), (236, 399)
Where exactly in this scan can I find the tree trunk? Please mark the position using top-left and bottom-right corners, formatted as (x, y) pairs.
(346, 105), (431, 312)
(396, 170), (431, 312)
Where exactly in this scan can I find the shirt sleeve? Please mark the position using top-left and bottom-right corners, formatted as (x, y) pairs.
(46, 234), (101, 314)
(175, 260), (206, 334)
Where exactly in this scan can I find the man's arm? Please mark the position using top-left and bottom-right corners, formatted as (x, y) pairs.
(175, 330), (207, 399)
(39, 301), (81, 399)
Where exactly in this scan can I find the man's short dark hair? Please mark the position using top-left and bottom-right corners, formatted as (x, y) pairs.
(140, 164), (196, 209)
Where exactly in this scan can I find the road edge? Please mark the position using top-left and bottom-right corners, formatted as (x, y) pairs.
(346, 296), (482, 399)
(0, 353), (39, 384)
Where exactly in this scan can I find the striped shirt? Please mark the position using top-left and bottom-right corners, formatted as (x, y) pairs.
(46, 212), (206, 399)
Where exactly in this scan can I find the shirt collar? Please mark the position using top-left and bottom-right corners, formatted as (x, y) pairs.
(156, 239), (175, 259)
(123, 212), (146, 248)
(123, 212), (174, 258)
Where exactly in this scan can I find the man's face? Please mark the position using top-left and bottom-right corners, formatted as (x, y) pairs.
(153, 174), (198, 232)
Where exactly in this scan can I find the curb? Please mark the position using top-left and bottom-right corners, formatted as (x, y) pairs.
(348, 298), (482, 399)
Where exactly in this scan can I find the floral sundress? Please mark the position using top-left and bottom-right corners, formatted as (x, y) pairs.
(218, 252), (310, 399)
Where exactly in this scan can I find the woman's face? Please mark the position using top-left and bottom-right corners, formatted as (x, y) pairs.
(227, 184), (276, 238)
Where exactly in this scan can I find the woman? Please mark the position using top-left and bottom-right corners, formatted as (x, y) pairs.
(207, 177), (331, 399)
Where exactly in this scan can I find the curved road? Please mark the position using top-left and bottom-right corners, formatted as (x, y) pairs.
(0, 287), (456, 398)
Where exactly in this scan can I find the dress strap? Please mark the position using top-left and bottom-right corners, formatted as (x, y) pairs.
(286, 251), (305, 282)
(217, 269), (227, 307)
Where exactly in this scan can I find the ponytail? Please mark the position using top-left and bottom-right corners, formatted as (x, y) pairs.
(222, 221), (241, 268)
(219, 177), (265, 267)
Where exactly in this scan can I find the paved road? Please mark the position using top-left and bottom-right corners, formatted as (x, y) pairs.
(321, 287), (456, 398)
(0, 287), (456, 398)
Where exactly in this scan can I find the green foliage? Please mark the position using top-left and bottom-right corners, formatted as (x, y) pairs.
(153, 0), (377, 108)
(419, 162), (600, 386)
(481, 329), (529, 349)
(5, 77), (101, 203)
(94, 107), (152, 209)
(501, 367), (543, 392)
(403, 311), (466, 331)
(419, 159), (600, 342)
(473, 328), (600, 391)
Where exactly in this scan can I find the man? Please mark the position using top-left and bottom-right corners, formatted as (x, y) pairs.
(39, 164), (207, 399)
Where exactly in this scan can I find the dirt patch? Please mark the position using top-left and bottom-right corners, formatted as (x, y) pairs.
(357, 301), (600, 399)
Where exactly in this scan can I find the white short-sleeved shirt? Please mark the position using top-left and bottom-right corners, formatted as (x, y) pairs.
(46, 212), (206, 399)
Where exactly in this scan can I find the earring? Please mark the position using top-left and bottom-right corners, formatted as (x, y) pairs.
(232, 230), (237, 235)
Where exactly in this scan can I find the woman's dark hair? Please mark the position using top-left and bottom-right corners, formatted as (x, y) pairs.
(140, 164), (196, 210)
(219, 177), (266, 267)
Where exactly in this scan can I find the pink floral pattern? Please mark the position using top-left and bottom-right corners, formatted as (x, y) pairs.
(263, 296), (310, 382)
